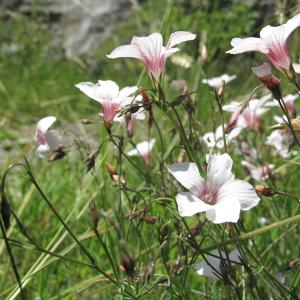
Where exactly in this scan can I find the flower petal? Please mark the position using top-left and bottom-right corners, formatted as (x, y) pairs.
(206, 197), (241, 224)
(251, 62), (272, 77)
(45, 130), (62, 151)
(131, 33), (163, 62)
(207, 153), (234, 188)
(283, 13), (300, 40)
(36, 116), (56, 135)
(75, 81), (119, 103)
(226, 37), (266, 54)
(176, 192), (211, 217)
(168, 162), (204, 194)
(218, 179), (260, 211)
(37, 144), (50, 158)
(107, 44), (143, 60)
(166, 31), (196, 48)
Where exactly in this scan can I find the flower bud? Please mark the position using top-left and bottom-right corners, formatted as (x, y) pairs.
(255, 185), (276, 197)
(48, 147), (66, 162)
(252, 63), (281, 100)
(200, 44), (208, 65)
(85, 153), (96, 173)
(1, 195), (11, 231)
(120, 250), (135, 277)
(89, 200), (99, 230)
(80, 119), (97, 125)
(143, 215), (156, 225)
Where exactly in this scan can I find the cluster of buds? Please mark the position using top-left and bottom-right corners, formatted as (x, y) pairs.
(127, 209), (156, 225)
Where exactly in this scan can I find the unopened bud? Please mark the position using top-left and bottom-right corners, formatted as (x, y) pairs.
(89, 200), (99, 230)
(291, 119), (300, 131)
(85, 153), (96, 173)
(188, 222), (202, 238)
(216, 85), (224, 98)
(80, 119), (97, 125)
(252, 63), (281, 100)
(255, 185), (276, 197)
(120, 251), (135, 277)
(143, 215), (156, 225)
(48, 147), (66, 162)
(200, 44), (208, 65)
(105, 162), (117, 177)
(177, 149), (186, 163)
(171, 256), (181, 274)
(1, 195), (11, 230)
(159, 223), (169, 242)
(142, 262), (155, 282)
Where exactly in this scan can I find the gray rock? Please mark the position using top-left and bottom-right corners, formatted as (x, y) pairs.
(2, 0), (132, 57)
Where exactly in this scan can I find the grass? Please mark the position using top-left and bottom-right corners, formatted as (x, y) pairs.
(1, 0), (300, 299)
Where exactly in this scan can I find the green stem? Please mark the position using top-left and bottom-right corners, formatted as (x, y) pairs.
(203, 214), (300, 252)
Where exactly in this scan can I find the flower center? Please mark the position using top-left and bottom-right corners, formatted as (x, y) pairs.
(198, 183), (218, 205)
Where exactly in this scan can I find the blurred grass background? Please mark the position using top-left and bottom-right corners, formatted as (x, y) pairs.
(1, 0), (300, 299)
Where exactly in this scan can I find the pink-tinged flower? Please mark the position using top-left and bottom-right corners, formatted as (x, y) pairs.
(227, 13), (300, 76)
(203, 125), (242, 149)
(195, 249), (241, 280)
(127, 139), (155, 165)
(202, 74), (236, 88)
(34, 116), (62, 158)
(241, 161), (274, 181)
(223, 95), (271, 131)
(75, 80), (138, 129)
(125, 110), (146, 136)
(107, 31), (196, 80)
(266, 116), (295, 158)
(252, 63), (281, 99)
(168, 154), (260, 223)
(266, 94), (299, 117)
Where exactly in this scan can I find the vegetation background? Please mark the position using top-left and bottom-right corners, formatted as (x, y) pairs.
(1, 0), (300, 299)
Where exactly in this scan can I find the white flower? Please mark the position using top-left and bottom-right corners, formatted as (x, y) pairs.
(168, 153), (260, 223)
(203, 125), (242, 149)
(34, 116), (62, 158)
(127, 139), (155, 165)
(241, 160), (274, 181)
(107, 31), (196, 80)
(266, 117), (294, 158)
(227, 13), (300, 73)
(195, 249), (241, 280)
(75, 80), (138, 128)
(202, 74), (236, 88)
(223, 95), (272, 131)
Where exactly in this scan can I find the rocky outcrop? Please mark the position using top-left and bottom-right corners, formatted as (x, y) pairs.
(1, 0), (132, 57)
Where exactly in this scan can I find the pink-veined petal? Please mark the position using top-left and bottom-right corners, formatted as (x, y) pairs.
(166, 31), (196, 48)
(131, 33), (163, 61)
(207, 153), (234, 188)
(226, 37), (266, 54)
(283, 13), (300, 40)
(176, 192), (211, 217)
(106, 44), (143, 60)
(218, 179), (260, 211)
(168, 162), (204, 194)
